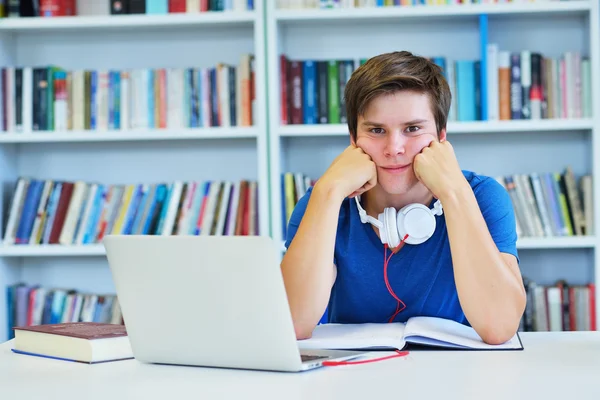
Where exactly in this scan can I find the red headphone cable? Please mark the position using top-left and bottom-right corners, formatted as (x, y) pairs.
(384, 234), (409, 323)
(323, 234), (411, 368)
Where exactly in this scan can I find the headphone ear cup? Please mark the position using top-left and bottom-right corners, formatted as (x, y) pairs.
(396, 208), (408, 243)
(383, 207), (400, 248)
(399, 204), (437, 245)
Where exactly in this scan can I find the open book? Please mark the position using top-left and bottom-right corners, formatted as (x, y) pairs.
(297, 316), (523, 351)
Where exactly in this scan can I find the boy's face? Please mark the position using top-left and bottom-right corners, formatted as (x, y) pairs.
(352, 90), (446, 197)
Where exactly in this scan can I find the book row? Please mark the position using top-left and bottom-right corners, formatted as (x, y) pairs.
(281, 172), (316, 238)
(3, 177), (259, 247)
(496, 167), (593, 238)
(484, 47), (590, 122)
(519, 277), (596, 332)
(1, 0), (254, 18)
(276, 0), (571, 9)
(280, 167), (593, 239)
(6, 283), (122, 340)
(279, 49), (590, 126)
(0, 56), (256, 133)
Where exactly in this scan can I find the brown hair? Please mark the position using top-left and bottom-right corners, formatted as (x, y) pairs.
(344, 51), (451, 140)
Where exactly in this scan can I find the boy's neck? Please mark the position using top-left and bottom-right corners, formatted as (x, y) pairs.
(362, 184), (434, 216)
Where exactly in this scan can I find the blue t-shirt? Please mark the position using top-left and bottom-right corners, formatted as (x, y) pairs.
(284, 170), (519, 326)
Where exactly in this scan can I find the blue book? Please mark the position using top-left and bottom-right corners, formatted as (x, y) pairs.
(146, 0), (167, 14)
(455, 60), (477, 121)
(479, 14), (488, 121)
(147, 69), (155, 128)
(90, 71), (97, 129)
(83, 184), (106, 244)
(15, 180), (44, 244)
(302, 61), (317, 124)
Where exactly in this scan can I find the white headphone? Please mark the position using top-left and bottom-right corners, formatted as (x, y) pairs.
(354, 195), (443, 247)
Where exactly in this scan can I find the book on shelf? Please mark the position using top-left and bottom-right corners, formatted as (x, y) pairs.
(6, 283), (123, 340)
(520, 277), (596, 332)
(11, 322), (133, 364)
(297, 316), (523, 351)
(281, 172), (315, 238)
(496, 166), (593, 238)
(2, 0), (254, 18)
(0, 54), (255, 133)
(2, 177), (259, 247)
(279, 48), (590, 125)
(276, 0), (577, 10)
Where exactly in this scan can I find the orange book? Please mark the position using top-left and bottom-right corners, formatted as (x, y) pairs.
(498, 52), (511, 120)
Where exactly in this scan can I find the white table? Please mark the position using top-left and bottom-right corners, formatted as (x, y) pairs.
(1, 332), (599, 400)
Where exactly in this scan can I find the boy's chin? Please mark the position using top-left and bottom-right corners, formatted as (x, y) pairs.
(378, 182), (413, 196)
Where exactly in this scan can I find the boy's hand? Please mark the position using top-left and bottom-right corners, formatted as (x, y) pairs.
(413, 140), (467, 201)
(318, 144), (377, 201)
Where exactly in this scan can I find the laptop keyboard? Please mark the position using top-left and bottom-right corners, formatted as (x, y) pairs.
(301, 354), (327, 362)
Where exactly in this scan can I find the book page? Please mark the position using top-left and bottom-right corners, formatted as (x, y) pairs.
(404, 316), (523, 350)
(297, 323), (407, 350)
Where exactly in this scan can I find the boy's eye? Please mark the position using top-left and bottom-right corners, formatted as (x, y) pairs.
(406, 126), (420, 133)
(370, 127), (385, 134)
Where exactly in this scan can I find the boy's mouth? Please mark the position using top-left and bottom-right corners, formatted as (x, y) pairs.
(380, 164), (410, 174)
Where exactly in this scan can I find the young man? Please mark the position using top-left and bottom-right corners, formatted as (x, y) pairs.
(281, 51), (526, 345)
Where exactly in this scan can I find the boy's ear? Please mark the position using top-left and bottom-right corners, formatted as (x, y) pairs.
(350, 133), (356, 146)
(439, 128), (447, 142)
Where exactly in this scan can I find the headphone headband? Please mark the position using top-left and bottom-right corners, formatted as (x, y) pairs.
(354, 194), (443, 246)
(354, 195), (443, 219)
(354, 196), (383, 229)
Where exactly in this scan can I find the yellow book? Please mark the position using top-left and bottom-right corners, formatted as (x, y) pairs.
(284, 173), (296, 224)
(111, 184), (135, 234)
(554, 173), (573, 236)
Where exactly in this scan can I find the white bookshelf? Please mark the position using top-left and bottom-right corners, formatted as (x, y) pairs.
(267, 0), (600, 330)
(0, 11), (255, 31)
(274, 1), (591, 22)
(0, 244), (105, 257)
(0, 127), (259, 143)
(0, 3), (267, 341)
(279, 119), (595, 137)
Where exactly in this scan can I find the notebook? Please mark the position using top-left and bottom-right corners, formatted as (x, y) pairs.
(297, 316), (524, 351)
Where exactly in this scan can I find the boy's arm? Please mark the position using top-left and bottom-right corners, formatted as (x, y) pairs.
(414, 140), (526, 345)
(441, 182), (525, 345)
(281, 145), (377, 340)
(281, 182), (342, 340)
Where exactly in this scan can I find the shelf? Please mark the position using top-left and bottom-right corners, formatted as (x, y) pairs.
(0, 127), (259, 143)
(0, 11), (255, 32)
(278, 119), (594, 137)
(279, 237), (596, 253)
(0, 244), (105, 257)
(516, 236), (597, 250)
(275, 1), (591, 23)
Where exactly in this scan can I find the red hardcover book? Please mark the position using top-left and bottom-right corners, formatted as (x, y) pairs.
(289, 60), (303, 125)
(169, 0), (186, 13)
(48, 181), (74, 244)
(12, 322), (133, 364)
(39, 0), (63, 16)
(280, 55), (289, 125)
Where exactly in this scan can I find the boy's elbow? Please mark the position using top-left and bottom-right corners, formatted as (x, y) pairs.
(294, 322), (316, 340)
(480, 329), (514, 345)
(477, 319), (519, 345)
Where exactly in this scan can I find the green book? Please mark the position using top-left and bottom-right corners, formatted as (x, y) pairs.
(328, 60), (340, 124)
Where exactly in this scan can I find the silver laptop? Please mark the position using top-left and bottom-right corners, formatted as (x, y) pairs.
(103, 234), (365, 372)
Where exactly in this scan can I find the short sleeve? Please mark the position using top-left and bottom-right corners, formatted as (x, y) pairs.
(284, 186), (314, 250)
(473, 177), (520, 263)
